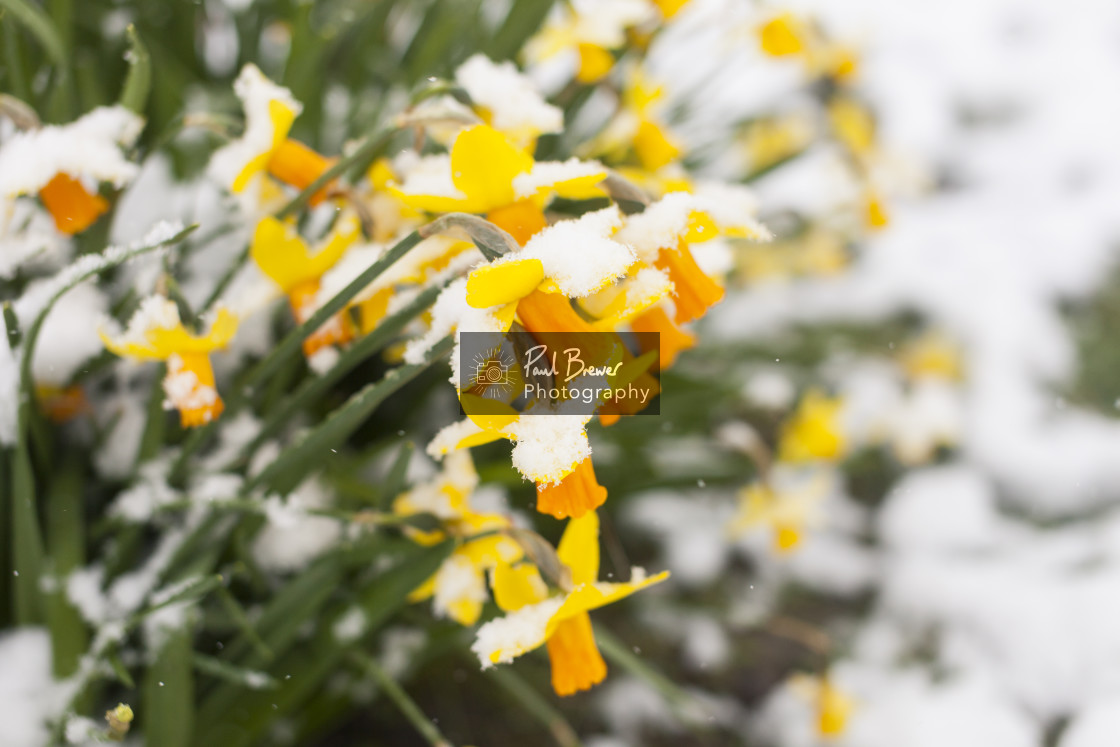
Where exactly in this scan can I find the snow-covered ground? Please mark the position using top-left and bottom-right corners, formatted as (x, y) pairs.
(632, 1), (1120, 744)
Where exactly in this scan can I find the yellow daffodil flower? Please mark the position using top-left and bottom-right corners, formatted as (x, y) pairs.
(898, 333), (964, 381)
(392, 124), (607, 245)
(790, 673), (854, 738)
(731, 473), (830, 553)
(777, 390), (847, 463)
(757, 13), (860, 83)
(472, 510), (669, 696)
(395, 453), (523, 626)
(742, 115), (814, 174)
(210, 64), (335, 203)
(250, 214), (361, 357)
(101, 297), (238, 428)
(523, 0), (653, 85)
(614, 190), (770, 358)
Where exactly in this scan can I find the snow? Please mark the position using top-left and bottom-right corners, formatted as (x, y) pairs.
(455, 54), (563, 144)
(251, 479), (343, 572)
(0, 629), (64, 747)
(0, 105), (143, 197)
(513, 205), (633, 297)
(505, 414), (593, 486)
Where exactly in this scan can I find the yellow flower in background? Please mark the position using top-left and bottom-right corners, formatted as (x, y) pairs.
(473, 511), (669, 696)
(791, 673), (855, 738)
(757, 12), (860, 82)
(828, 96), (876, 157)
(209, 64), (335, 203)
(898, 332), (964, 381)
(392, 124), (607, 245)
(585, 70), (683, 173)
(251, 214), (360, 357)
(778, 390), (847, 463)
(101, 297), (238, 428)
(732, 473), (830, 553)
(742, 115), (814, 174)
(523, 0), (654, 84)
(395, 453), (523, 626)
(758, 13), (807, 57)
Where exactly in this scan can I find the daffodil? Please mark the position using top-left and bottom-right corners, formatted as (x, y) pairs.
(524, 0), (654, 84)
(777, 390), (847, 463)
(395, 452), (523, 626)
(101, 296), (238, 428)
(613, 187), (770, 366)
(472, 510), (669, 696)
(585, 69), (683, 173)
(0, 105), (143, 234)
(731, 470), (830, 553)
(392, 124), (607, 245)
(757, 12), (860, 83)
(250, 213), (361, 358)
(415, 208), (660, 517)
(790, 673), (854, 738)
(742, 114), (814, 174)
(317, 232), (479, 336)
(209, 64), (334, 203)
(897, 332), (964, 382)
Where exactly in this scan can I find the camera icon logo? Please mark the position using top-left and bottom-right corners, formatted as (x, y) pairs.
(471, 347), (515, 397)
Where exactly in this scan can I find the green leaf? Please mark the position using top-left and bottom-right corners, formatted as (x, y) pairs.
(120, 24), (151, 115)
(379, 440), (415, 511)
(144, 628), (195, 747)
(10, 439), (44, 624)
(45, 455), (87, 676)
(0, 0), (67, 66)
(247, 336), (453, 495)
(486, 0), (556, 60)
(193, 541), (452, 747)
(239, 230), (423, 397)
(192, 654), (277, 690)
(239, 282), (444, 468)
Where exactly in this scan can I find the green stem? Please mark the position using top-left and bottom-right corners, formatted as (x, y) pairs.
(352, 651), (453, 747)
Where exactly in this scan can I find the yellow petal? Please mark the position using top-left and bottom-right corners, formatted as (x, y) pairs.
(548, 171), (609, 201)
(576, 43), (615, 84)
(758, 13), (806, 57)
(545, 571), (671, 637)
(652, 0), (690, 19)
(634, 119), (681, 171)
(556, 511), (600, 587)
(466, 259), (544, 309)
(460, 393), (520, 432)
(251, 216), (358, 292)
(450, 125), (533, 211)
(232, 99), (297, 193)
(492, 561), (549, 612)
(408, 574), (437, 603)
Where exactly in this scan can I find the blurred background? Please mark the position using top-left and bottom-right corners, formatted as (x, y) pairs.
(4, 0), (1120, 745)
